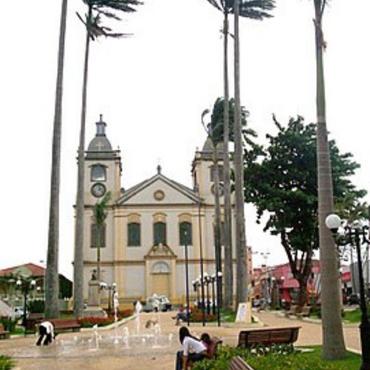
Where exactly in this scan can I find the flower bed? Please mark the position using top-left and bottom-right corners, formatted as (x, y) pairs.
(193, 346), (361, 370)
(78, 309), (133, 328)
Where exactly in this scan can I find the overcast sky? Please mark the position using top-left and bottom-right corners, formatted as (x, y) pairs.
(1, 0), (369, 279)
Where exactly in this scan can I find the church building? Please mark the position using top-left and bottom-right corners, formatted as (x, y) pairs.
(82, 116), (239, 305)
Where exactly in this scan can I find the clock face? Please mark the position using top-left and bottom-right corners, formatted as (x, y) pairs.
(91, 183), (106, 198)
(211, 182), (224, 196)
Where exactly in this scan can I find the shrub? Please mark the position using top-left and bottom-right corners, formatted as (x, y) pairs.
(28, 299), (45, 313)
(0, 317), (17, 332)
(190, 308), (216, 322)
(0, 356), (14, 370)
(193, 346), (360, 370)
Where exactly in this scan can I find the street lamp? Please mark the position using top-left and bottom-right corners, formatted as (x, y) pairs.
(326, 214), (370, 370)
(216, 271), (222, 327)
(203, 273), (211, 315)
(183, 230), (190, 326)
(16, 277), (37, 330)
(192, 280), (200, 308)
(100, 282), (117, 314)
(211, 274), (216, 315)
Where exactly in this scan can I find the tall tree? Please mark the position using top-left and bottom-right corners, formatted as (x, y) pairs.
(74, 0), (141, 318)
(244, 115), (366, 309)
(93, 192), (111, 282)
(201, 107), (223, 313)
(45, 0), (68, 319)
(233, 0), (275, 306)
(205, 0), (234, 309)
(312, 0), (346, 359)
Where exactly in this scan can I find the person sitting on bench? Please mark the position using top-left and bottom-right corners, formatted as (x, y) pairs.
(36, 321), (55, 346)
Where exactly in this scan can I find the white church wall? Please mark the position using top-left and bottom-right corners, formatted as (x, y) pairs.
(124, 265), (145, 298)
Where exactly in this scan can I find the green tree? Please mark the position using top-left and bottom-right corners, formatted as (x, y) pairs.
(74, 0), (142, 318)
(244, 115), (366, 309)
(45, 0), (68, 319)
(233, 0), (275, 306)
(93, 192), (111, 282)
(312, 0), (346, 359)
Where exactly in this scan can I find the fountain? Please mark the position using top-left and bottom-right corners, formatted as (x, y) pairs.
(135, 300), (143, 334)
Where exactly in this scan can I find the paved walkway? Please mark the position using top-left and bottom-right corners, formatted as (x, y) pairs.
(0, 311), (362, 369)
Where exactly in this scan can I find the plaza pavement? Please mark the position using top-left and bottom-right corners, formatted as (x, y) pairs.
(0, 310), (362, 369)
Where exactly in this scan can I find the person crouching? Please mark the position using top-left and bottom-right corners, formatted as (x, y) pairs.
(36, 321), (55, 346)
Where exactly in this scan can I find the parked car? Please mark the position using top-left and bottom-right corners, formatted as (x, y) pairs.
(142, 295), (172, 312)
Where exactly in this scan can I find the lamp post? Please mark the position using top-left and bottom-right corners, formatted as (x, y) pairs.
(326, 214), (370, 370)
(204, 273), (211, 315)
(216, 271), (222, 327)
(16, 277), (36, 330)
(183, 231), (190, 326)
(100, 282), (117, 314)
(192, 280), (200, 308)
(211, 274), (216, 315)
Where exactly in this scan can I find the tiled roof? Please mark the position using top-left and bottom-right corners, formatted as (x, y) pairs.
(0, 263), (45, 277)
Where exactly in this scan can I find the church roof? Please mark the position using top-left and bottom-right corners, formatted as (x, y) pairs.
(117, 167), (201, 205)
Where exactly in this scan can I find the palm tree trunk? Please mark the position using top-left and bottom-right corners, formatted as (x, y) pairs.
(233, 0), (248, 306)
(222, 10), (233, 309)
(313, 0), (346, 359)
(212, 144), (223, 311)
(74, 5), (92, 318)
(45, 0), (68, 319)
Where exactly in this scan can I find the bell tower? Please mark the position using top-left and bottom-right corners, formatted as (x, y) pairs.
(85, 114), (122, 205)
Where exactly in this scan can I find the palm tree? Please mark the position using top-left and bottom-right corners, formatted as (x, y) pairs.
(73, 0), (142, 318)
(45, 0), (68, 319)
(233, 0), (275, 306)
(201, 108), (223, 316)
(93, 192), (111, 282)
(205, 0), (234, 309)
(312, 0), (346, 359)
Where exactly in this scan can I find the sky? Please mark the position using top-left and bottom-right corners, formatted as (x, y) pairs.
(0, 0), (369, 279)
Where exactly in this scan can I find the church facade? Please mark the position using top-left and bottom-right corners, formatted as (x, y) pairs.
(81, 116), (239, 305)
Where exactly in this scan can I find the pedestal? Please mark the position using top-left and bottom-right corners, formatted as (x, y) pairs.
(83, 280), (107, 318)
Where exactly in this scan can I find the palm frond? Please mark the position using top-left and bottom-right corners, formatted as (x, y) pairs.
(206, 0), (223, 11)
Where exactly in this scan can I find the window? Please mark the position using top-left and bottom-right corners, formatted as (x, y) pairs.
(91, 224), (106, 248)
(210, 165), (224, 182)
(154, 222), (166, 245)
(179, 222), (192, 246)
(91, 165), (106, 182)
(152, 261), (170, 274)
(128, 223), (141, 247)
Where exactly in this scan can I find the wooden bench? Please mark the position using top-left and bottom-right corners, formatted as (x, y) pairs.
(0, 323), (10, 339)
(25, 313), (45, 333)
(238, 326), (300, 349)
(50, 319), (81, 333)
(229, 356), (254, 370)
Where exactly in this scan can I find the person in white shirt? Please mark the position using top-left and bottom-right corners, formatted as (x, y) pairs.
(36, 321), (55, 346)
(175, 327), (207, 370)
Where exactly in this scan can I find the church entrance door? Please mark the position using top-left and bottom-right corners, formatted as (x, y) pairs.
(152, 273), (170, 297)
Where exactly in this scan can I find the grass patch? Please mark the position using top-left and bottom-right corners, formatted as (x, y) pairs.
(0, 356), (14, 370)
(343, 308), (370, 323)
(193, 346), (361, 370)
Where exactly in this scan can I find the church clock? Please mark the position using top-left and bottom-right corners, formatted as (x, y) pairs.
(91, 183), (106, 198)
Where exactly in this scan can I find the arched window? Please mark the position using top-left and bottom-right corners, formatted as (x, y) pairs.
(179, 222), (192, 246)
(91, 164), (106, 182)
(152, 261), (170, 274)
(154, 222), (166, 245)
(128, 223), (141, 247)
